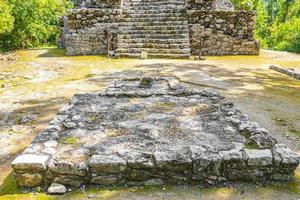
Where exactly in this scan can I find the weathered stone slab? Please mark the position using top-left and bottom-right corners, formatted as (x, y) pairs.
(11, 154), (49, 171)
(154, 150), (192, 172)
(89, 154), (127, 173)
(270, 65), (300, 80)
(47, 183), (67, 194)
(11, 77), (299, 189)
(245, 149), (273, 166)
(91, 175), (119, 185)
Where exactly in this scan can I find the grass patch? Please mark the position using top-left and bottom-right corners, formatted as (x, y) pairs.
(245, 141), (259, 149)
(0, 173), (20, 195)
(0, 194), (53, 200)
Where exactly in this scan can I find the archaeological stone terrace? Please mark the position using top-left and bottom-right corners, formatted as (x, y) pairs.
(59, 0), (260, 58)
(12, 77), (299, 189)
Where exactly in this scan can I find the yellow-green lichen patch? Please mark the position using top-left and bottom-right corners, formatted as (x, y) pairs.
(61, 137), (78, 146)
(106, 129), (130, 137)
(150, 102), (177, 112)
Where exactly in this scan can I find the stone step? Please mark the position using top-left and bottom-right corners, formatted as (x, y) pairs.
(119, 21), (188, 26)
(118, 42), (190, 49)
(123, 2), (186, 6)
(122, 9), (186, 14)
(119, 25), (189, 31)
(118, 38), (190, 44)
(119, 0), (190, 59)
(121, 29), (189, 35)
(121, 13), (185, 18)
(124, 0), (186, 3)
(125, 0), (186, 3)
(123, 1), (186, 6)
(118, 33), (189, 39)
(122, 5), (186, 10)
(116, 52), (191, 58)
(117, 48), (190, 54)
(121, 16), (187, 22)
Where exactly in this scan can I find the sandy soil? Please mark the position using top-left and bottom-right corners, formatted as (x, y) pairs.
(0, 48), (299, 199)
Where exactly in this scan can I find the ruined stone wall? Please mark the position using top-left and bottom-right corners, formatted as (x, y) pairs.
(186, 0), (234, 11)
(188, 10), (260, 56)
(63, 9), (120, 56)
(186, 0), (214, 10)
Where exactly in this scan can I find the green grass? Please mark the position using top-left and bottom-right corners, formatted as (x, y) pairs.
(245, 141), (259, 149)
(0, 173), (20, 195)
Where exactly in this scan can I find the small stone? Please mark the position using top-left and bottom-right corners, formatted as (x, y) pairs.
(20, 113), (37, 124)
(273, 144), (300, 166)
(63, 121), (77, 129)
(87, 194), (97, 199)
(144, 178), (164, 186)
(47, 183), (67, 194)
(44, 140), (58, 148)
(91, 175), (118, 185)
(139, 77), (154, 88)
(168, 79), (182, 90)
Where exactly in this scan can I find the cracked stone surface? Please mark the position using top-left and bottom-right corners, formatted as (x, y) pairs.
(11, 77), (300, 188)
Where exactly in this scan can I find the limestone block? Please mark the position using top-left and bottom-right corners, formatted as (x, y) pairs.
(154, 151), (192, 172)
(11, 154), (49, 171)
(14, 172), (44, 187)
(245, 149), (273, 166)
(89, 154), (127, 173)
(91, 175), (119, 185)
(273, 144), (299, 171)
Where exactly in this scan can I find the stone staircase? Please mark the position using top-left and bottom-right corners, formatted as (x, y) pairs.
(116, 0), (191, 58)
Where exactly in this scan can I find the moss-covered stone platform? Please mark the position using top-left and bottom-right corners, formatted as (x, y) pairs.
(11, 77), (299, 190)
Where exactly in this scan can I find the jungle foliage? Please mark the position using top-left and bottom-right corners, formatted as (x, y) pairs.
(232, 0), (300, 53)
(0, 0), (71, 52)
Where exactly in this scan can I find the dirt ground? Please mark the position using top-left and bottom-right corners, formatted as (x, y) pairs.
(0, 48), (300, 199)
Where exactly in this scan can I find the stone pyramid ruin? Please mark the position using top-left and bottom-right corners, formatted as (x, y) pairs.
(59, 0), (260, 58)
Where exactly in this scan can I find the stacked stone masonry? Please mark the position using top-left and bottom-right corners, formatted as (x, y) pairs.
(59, 0), (260, 57)
(11, 77), (299, 189)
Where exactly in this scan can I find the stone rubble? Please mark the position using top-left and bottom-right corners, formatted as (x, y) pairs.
(11, 77), (299, 190)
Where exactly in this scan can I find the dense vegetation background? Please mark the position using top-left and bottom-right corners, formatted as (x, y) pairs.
(0, 0), (299, 53)
(232, 0), (300, 53)
(0, 0), (71, 52)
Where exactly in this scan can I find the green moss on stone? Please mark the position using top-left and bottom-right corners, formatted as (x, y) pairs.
(151, 102), (177, 111)
(245, 141), (259, 149)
